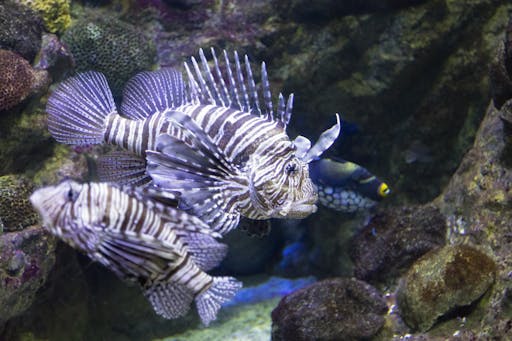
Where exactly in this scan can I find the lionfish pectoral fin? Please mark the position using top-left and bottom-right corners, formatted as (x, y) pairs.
(303, 113), (341, 163)
(195, 276), (242, 326)
(97, 230), (180, 280)
(97, 151), (151, 187)
(46, 71), (116, 145)
(120, 68), (185, 120)
(238, 217), (272, 238)
(144, 282), (194, 320)
(173, 229), (227, 271)
(147, 111), (242, 235)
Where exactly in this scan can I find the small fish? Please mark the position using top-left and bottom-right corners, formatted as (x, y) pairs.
(29, 181), (242, 326)
(403, 140), (433, 164)
(46, 49), (340, 235)
(308, 158), (390, 212)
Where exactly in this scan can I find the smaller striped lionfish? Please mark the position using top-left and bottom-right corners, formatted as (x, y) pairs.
(30, 181), (241, 325)
(47, 49), (340, 235)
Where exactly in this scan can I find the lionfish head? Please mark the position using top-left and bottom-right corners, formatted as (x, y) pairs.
(248, 146), (318, 220)
(31, 181), (81, 225)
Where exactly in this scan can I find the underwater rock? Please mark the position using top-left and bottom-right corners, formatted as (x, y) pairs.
(396, 245), (496, 332)
(16, 0), (71, 34)
(0, 50), (49, 112)
(0, 1), (44, 63)
(435, 101), (512, 339)
(267, 1), (512, 205)
(0, 175), (39, 232)
(271, 278), (387, 340)
(62, 15), (156, 96)
(350, 204), (446, 283)
(276, 0), (427, 20)
(0, 226), (56, 326)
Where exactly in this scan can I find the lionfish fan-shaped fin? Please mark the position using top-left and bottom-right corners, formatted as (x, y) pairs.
(303, 114), (341, 163)
(121, 68), (185, 120)
(145, 282), (194, 320)
(292, 135), (312, 160)
(174, 230), (228, 271)
(195, 276), (242, 326)
(238, 217), (272, 238)
(47, 71), (115, 145)
(97, 151), (151, 187)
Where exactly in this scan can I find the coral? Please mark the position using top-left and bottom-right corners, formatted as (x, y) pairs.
(17, 0), (71, 34)
(0, 175), (39, 231)
(396, 245), (496, 332)
(62, 15), (156, 96)
(0, 1), (44, 62)
(0, 226), (56, 326)
(350, 204), (446, 283)
(271, 278), (388, 340)
(0, 50), (34, 112)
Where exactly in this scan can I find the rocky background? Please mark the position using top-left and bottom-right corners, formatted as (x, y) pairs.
(0, 0), (511, 340)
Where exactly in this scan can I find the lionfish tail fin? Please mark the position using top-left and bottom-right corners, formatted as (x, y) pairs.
(47, 71), (115, 145)
(97, 151), (151, 187)
(121, 68), (185, 120)
(144, 282), (194, 320)
(195, 276), (242, 326)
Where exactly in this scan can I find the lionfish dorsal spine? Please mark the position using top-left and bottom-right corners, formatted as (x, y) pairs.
(222, 50), (243, 110)
(234, 51), (250, 112)
(198, 48), (226, 107)
(261, 61), (274, 121)
(284, 93), (294, 128)
(244, 54), (262, 116)
(210, 47), (231, 107)
(183, 62), (200, 104)
(191, 55), (214, 104)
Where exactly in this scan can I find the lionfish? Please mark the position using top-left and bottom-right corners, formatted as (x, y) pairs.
(47, 49), (340, 235)
(30, 181), (241, 325)
(309, 158), (390, 213)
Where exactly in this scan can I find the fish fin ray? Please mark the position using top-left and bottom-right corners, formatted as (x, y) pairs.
(195, 276), (242, 326)
(120, 68), (185, 120)
(47, 71), (115, 145)
(175, 230), (227, 271)
(144, 282), (194, 319)
(97, 151), (151, 187)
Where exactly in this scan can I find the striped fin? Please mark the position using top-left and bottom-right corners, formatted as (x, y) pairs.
(47, 71), (116, 145)
(144, 282), (194, 320)
(146, 111), (242, 235)
(175, 230), (228, 271)
(185, 49), (294, 128)
(195, 276), (242, 326)
(96, 151), (151, 187)
(302, 114), (341, 163)
(120, 68), (185, 120)
(95, 229), (183, 281)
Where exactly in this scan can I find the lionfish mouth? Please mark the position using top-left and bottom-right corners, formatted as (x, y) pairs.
(275, 199), (318, 219)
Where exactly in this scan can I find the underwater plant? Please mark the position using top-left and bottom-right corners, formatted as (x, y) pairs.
(16, 0), (71, 34)
(61, 16), (156, 96)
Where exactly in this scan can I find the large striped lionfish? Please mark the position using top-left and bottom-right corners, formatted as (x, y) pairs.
(30, 181), (241, 325)
(47, 49), (340, 235)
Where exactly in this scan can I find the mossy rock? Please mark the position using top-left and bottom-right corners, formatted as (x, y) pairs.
(397, 244), (496, 332)
(0, 175), (39, 232)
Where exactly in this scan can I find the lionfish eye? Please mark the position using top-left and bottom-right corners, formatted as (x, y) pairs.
(286, 163), (297, 175)
(66, 187), (78, 202)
